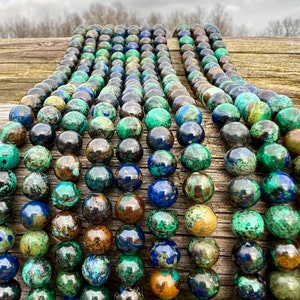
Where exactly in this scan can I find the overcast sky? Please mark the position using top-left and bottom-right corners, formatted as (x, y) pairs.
(0, 0), (299, 34)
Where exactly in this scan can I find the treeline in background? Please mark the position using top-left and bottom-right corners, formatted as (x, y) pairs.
(0, 2), (299, 38)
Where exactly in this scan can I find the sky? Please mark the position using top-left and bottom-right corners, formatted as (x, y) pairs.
(0, 0), (299, 34)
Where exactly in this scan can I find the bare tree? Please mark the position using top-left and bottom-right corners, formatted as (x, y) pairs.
(264, 17), (300, 37)
(208, 3), (232, 36)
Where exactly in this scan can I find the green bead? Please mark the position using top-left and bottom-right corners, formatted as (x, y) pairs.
(250, 120), (280, 144)
(0, 170), (17, 197)
(267, 94), (294, 118)
(265, 205), (300, 238)
(116, 117), (143, 140)
(145, 108), (171, 129)
(116, 254), (145, 286)
(23, 145), (52, 172)
(179, 35), (194, 46)
(88, 116), (115, 140)
(234, 92), (260, 114)
(92, 102), (117, 122)
(27, 284), (56, 300)
(56, 270), (83, 297)
(231, 210), (264, 240)
(66, 98), (90, 116)
(242, 101), (271, 126)
(293, 156), (300, 181)
(214, 47), (229, 60)
(80, 285), (110, 300)
(0, 144), (20, 170)
(20, 230), (49, 257)
(0, 225), (15, 253)
(21, 172), (50, 200)
(61, 111), (88, 135)
(144, 96), (170, 114)
(275, 107), (300, 134)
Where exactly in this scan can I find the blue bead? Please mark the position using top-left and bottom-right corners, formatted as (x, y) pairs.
(175, 104), (202, 127)
(212, 103), (240, 127)
(148, 150), (177, 178)
(9, 105), (35, 129)
(148, 179), (178, 208)
(177, 122), (205, 146)
(0, 253), (19, 283)
(114, 164), (143, 192)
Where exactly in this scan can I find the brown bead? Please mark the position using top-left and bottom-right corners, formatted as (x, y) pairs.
(222, 63), (237, 72)
(206, 67), (224, 82)
(0, 121), (27, 146)
(194, 34), (209, 44)
(219, 56), (233, 66)
(283, 129), (300, 156)
(54, 155), (81, 182)
(172, 95), (196, 113)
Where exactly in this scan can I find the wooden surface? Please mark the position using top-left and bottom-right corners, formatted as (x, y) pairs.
(0, 37), (299, 299)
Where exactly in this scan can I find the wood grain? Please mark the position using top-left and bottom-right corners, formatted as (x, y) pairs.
(0, 37), (299, 299)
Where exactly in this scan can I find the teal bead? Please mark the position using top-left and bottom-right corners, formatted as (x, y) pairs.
(116, 254), (145, 286)
(22, 257), (52, 288)
(62, 111), (88, 135)
(80, 285), (110, 300)
(211, 103), (240, 127)
(0, 144), (20, 170)
(21, 172), (50, 200)
(0, 279), (21, 299)
(275, 107), (300, 134)
(20, 230), (49, 257)
(214, 47), (229, 59)
(181, 143), (212, 172)
(0, 225), (15, 253)
(250, 120), (280, 145)
(88, 116), (115, 139)
(27, 284), (56, 300)
(148, 150), (177, 178)
(179, 35), (194, 46)
(116, 117), (143, 140)
(231, 210), (264, 240)
(256, 143), (291, 173)
(85, 165), (114, 193)
(242, 101), (272, 126)
(234, 92), (260, 114)
(175, 104), (202, 127)
(0, 170), (17, 197)
(92, 102), (117, 122)
(267, 94), (294, 118)
(265, 205), (300, 238)
(36, 106), (62, 129)
(23, 145), (52, 172)
(66, 98), (90, 116)
(56, 270), (83, 297)
(145, 108), (171, 129)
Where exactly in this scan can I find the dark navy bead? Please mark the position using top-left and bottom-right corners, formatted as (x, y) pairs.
(56, 130), (83, 155)
(114, 164), (143, 192)
(29, 123), (56, 149)
(0, 279), (21, 300)
(177, 122), (205, 146)
(85, 165), (114, 193)
(146, 127), (174, 151)
(9, 105), (35, 129)
(0, 253), (19, 283)
(116, 138), (143, 163)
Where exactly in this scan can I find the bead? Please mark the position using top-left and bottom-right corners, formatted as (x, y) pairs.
(233, 272), (267, 300)
(0, 197), (13, 225)
(149, 239), (180, 269)
(116, 117), (143, 140)
(146, 126), (174, 151)
(54, 155), (81, 182)
(148, 150), (177, 178)
(283, 129), (300, 156)
(51, 211), (81, 241)
(22, 257), (52, 288)
(206, 92), (233, 112)
(232, 240), (266, 274)
(0, 171), (17, 197)
(86, 138), (114, 164)
(175, 104), (202, 126)
(0, 226), (15, 254)
(269, 270), (300, 300)
(265, 205), (300, 238)
(56, 130), (83, 155)
(43, 95), (66, 113)
(234, 92), (260, 114)
(115, 193), (145, 224)
(0, 279), (21, 300)
(9, 105), (35, 129)
(21, 172), (50, 200)
(185, 204), (217, 237)
(116, 254), (144, 286)
(224, 147), (257, 176)
(0, 121), (27, 146)
(183, 172), (214, 204)
(228, 177), (261, 209)
(181, 143), (211, 172)
(267, 94), (294, 117)
(51, 181), (81, 210)
(36, 106), (62, 129)
(56, 270), (83, 297)
(62, 111), (88, 135)
(54, 241), (83, 271)
(231, 210), (264, 240)
(19, 230), (49, 257)
(27, 284), (55, 300)
(114, 164), (143, 192)
(119, 102), (144, 120)
(250, 120), (280, 145)
(150, 269), (181, 300)
(23, 145), (52, 172)
(293, 156), (300, 181)
(242, 101), (271, 126)
(177, 121), (205, 146)
(20, 94), (43, 114)
(88, 116), (115, 139)
(66, 98), (90, 116)
(80, 285), (110, 300)
(81, 255), (111, 286)
(85, 165), (114, 193)
(20, 200), (50, 230)
(148, 209), (178, 239)
(212, 103), (240, 127)
(275, 107), (300, 134)
(0, 144), (20, 170)
(188, 268), (220, 298)
(114, 285), (144, 300)
(116, 138), (143, 163)
(29, 123), (56, 148)
(261, 171), (298, 204)
(144, 96), (170, 114)
(145, 108), (171, 129)
(0, 253), (19, 283)
(92, 102), (117, 122)
(220, 122), (251, 149)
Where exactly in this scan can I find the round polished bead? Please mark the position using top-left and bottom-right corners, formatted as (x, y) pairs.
(283, 129), (300, 156)
(188, 237), (220, 268)
(275, 107), (300, 134)
(177, 122), (205, 146)
(0, 279), (21, 300)
(220, 122), (251, 149)
(206, 92), (233, 112)
(36, 106), (62, 129)
(116, 254), (144, 286)
(148, 209), (178, 239)
(54, 155), (81, 182)
(29, 123), (56, 148)
(92, 102), (117, 122)
(86, 138), (113, 164)
(185, 204), (217, 237)
(261, 171), (298, 204)
(232, 240), (266, 274)
(20, 94), (43, 115)
(148, 150), (177, 178)
(85, 165), (114, 193)
(23, 145), (52, 172)
(19, 230), (49, 257)
(224, 147), (257, 176)
(242, 101), (272, 126)
(0, 197), (13, 225)
(56, 130), (83, 155)
(183, 172), (214, 203)
(9, 105), (35, 129)
(181, 143), (211, 172)
(116, 138), (143, 163)
(116, 117), (143, 140)
(115, 164), (143, 192)
(233, 272), (267, 300)
(149, 239), (180, 269)
(175, 104), (202, 126)
(114, 285), (144, 300)
(56, 270), (83, 297)
(0, 171), (17, 197)
(51, 211), (81, 241)
(228, 177), (261, 208)
(150, 269), (181, 299)
(250, 119), (280, 145)
(267, 94), (294, 117)
(269, 270), (300, 300)
(146, 127), (174, 151)
(88, 116), (115, 139)
(81, 255), (111, 286)
(80, 285), (109, 299)
(21, 172), (50, 200)
(22, 257), (52, 288)
(43, 95), (66, 113)
(0, 144), (20, 170)
(145, 108), (171, 130)
(212, 103), (240, 127)
(144, 96), (169, 114)
(231, 210), (264, 240)
(54, 241), (83, 271)
(119, 102), (144, 120)
(20, 200), (50, 230)
(115, 193), (145, 224)
(234, 92), (260, 114)
(66, 98), (90, 116)
(62, 111), (88, 135)
(0, 121), (27, 146)
(0, 253), (19, 283)
(293, 156), (300, 182)
(51, 181), (81, 210)
(27, 284), (55, 300)
(0, 226), (15, 254)
(188, 268), (220, 298)
(265, 205), (300, 238)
